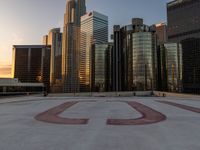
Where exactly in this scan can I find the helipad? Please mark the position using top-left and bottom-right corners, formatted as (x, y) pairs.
(0, 95), (200, 150)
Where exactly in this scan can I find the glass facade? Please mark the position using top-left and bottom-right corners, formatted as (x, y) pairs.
(45, 28), (62, 93)
(167, 0), (200, 93)
(117, 19), (157, 91)
(112, 25), (122, 91)
(131, 32), (154, 91)
(91, 44), (108, 92)
(167, 0), (200, 42)
(181, 38), (200, 93)
(80, 11), (108, 92)
(62, 0), (86, 93)
(157, 43), (182, 92)
(13, 45), (51, 91)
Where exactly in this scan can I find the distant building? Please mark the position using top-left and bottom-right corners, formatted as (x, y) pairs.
(62, 0), (86, 93)
(80, 11), (108, 92)
(157, 43), (182, 92)
(167, 0), (200, 93)
(113, 18), (157, 91)
(155, 22), (167, 45)
(105, 43), (113, 92)
(112, 25), (122, 91)
(44, 28), (62, 93)
(91, 43), (112, 92)
(167, 0), (200, 42)
(12, 45), (51, 91)
(0, 78), (44, 95)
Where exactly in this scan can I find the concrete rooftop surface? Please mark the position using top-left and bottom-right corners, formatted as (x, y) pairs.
(0, 95), (200, 150)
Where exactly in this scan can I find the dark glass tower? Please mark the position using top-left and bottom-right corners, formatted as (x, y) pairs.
(13, 45), (51, 91)
(113, 18), (157, 91)
(62, 0), (86, 93)
(167, 0), (200, 93)
(44, 28), (62, 93)
(112, 25), (122, 91)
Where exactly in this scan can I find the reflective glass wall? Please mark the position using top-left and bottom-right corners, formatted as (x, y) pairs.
(118, 19), (157, 91)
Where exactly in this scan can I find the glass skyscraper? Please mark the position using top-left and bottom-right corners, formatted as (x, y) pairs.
(62, 0), (86, 93)
(91, 44), (109, 92)
(114, 18), (157, 91)
(167, 0), (200, 42)
(44, 28), (62, 93)
(80, 11), (108, 92)
(157, 43), (182, 92)
(167, 0), (200, 93)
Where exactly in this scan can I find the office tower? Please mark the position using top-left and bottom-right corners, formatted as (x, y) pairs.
(12, 45), (51, 91)
(113, 18), (157, 91)
(167, 0), (200, 93)
(155, 22), (167, 45)
(167, 0), (200, 42)
(155, 22), (168, 90)
(44, 28), (62, 92)
(62, 0), (86, 93)
(80, 11), (108, 92)
(91, 43), (113, 92)
(157, 43), (182, 92)
(105, 43), (113, 92)
(181, 38), (200, 93)
(112, 25), (122, 91)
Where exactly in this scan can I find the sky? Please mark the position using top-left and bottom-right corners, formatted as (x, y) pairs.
(0, 0), (170, 78)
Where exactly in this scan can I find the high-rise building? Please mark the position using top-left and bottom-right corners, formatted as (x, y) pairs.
(157, 43), (182, 92)
(155, 22), (167, 45)
(62, 0), (86, 93)
(155, 22), (168, 91)
(167, 0), (200, 42)
(91, 43), (113, 92)
(167, 0), (200, 93)
(12, 45), (51, 91)
(80, 11), (108, 92)
(112, 25), (122, 91)
(44, 28), (62, 92)
(113, 18), (157, 91)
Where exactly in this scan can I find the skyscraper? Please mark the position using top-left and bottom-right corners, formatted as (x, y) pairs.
(157, 43), (182, 92)
(167, 0), (200, 93)
(113, 18), (157, 91)
(167, 0), (200, 42)
(44, 28), (62, 92)
(80, 11), (108, 92)
(91, 44), (109, 92)
(155, 22), (167, 45)
(62, 0), (86, 93)
(112, 25), (122, 92)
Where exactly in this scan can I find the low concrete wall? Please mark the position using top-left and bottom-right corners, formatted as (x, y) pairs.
(153, 91), (200, 98)
(49, 91), (154, 97)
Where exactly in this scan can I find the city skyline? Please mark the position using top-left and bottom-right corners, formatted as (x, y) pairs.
(0, 0), (169, 78)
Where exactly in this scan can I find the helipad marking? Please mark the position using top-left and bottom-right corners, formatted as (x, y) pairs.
(157, 101), (200, 113)
(35, 101), (89, 125)
(107, 101), (166, 125)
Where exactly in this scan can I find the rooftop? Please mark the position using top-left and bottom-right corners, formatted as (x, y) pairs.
(0, 94), (200, 150)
